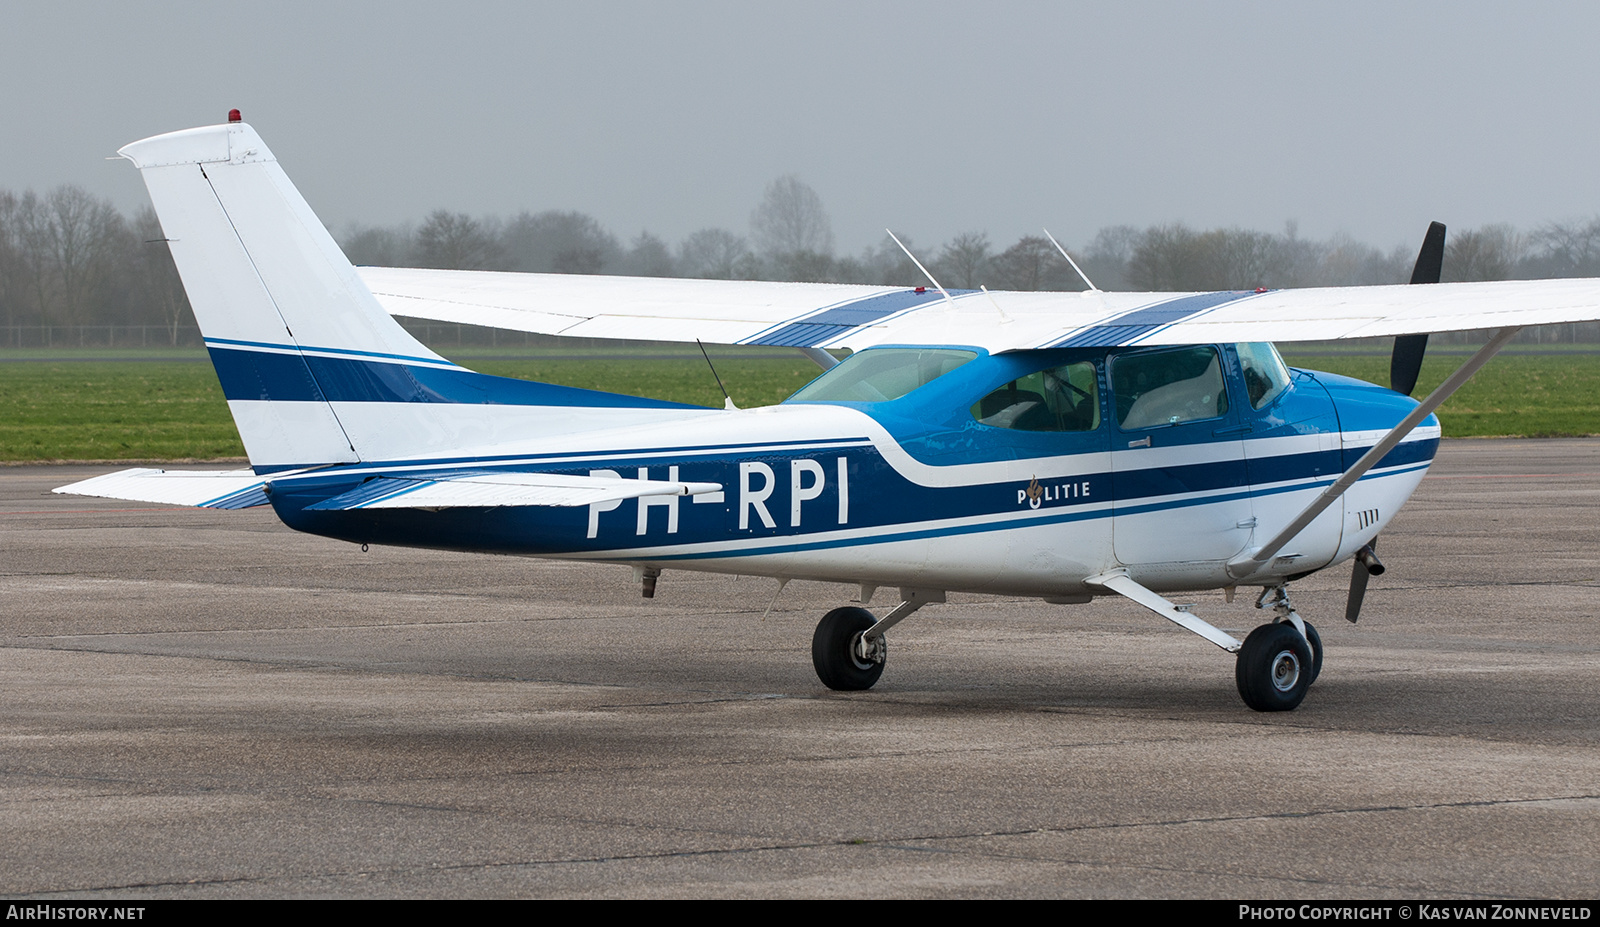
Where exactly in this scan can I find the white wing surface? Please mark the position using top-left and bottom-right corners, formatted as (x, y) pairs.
(54, 468), (270, 509)
(359, 267), (1600, 353)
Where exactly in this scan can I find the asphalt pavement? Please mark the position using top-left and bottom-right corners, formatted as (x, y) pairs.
(2, 440), (1597, 898)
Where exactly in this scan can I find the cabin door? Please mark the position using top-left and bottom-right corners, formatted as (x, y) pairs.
(1109, 345), (1253, 567)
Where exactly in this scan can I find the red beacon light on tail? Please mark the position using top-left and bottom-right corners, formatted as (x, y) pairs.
(228, 109), (242, 124)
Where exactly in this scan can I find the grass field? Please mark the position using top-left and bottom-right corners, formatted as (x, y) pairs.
(2, 346), (1597, 461)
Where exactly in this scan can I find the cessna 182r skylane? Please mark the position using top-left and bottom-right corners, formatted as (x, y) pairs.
(58, 116), (1600, 711)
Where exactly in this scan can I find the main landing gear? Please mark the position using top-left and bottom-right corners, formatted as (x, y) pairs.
(811, 607), (883, 690)
(811, 580), (1327, 712)
(810, 590), (940, 691)
(1234, 585), (1322, 712)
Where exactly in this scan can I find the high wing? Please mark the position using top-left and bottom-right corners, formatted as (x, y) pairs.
(359, 266), (1600, 353)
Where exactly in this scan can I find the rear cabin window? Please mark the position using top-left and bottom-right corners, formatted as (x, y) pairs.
(788, 348), (977, 403)
(970, 361), (1100, 432)
(1112, 346), (1228, 429)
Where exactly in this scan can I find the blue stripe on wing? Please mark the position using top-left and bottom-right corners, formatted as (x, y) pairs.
(743, 288), (957, 347)
(1047, 291), (1257, 348)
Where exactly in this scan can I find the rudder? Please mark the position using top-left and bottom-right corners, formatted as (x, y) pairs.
(120, 120), (452, 470)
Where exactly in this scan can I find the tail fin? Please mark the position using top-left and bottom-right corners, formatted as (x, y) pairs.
(121, 121), (452, 470)
(123, 120), (704, 473)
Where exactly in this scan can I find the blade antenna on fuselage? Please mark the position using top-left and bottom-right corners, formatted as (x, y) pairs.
(1042, 228), (1099, 292)
(885, 229), (956, 310)
(697, 339), (737, 410)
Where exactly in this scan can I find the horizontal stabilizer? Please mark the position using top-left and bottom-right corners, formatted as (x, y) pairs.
(306, 472), (723, 511)
(54, 468), (270, 509)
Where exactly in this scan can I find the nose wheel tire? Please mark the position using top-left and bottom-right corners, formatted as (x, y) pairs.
(812, 606), (884, 691)
(1303, 620), (1323, 686)
(1235, 622), (1314, 712)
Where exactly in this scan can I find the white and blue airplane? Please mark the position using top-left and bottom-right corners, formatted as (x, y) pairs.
(58, 116), (1600, 711)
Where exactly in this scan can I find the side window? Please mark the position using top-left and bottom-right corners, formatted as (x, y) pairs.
(1113, 346), (1228, 430)
(971, 361), (1100, 432)
(1235, 342), (1291, 409)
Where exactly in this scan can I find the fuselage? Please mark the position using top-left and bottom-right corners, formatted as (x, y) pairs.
(257, 342), (1437, 598)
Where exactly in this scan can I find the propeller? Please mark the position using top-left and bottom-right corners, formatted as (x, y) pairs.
(1347, 221), (1444, 623)
(1389, 221), (1446, 396)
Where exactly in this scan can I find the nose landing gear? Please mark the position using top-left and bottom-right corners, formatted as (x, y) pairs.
(1236, 585), (1322, 711)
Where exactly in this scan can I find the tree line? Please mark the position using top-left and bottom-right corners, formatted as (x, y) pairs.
(7, 175), (1600, 345)
(0, 187), (187, 343)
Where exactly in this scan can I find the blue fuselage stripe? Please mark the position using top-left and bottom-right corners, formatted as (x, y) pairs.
(207, 346), (698, 409)
(265, 436), (1437, 559)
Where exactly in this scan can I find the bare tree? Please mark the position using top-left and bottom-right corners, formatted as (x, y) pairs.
(990, 235), (1077, 291)
(131, 206), (192, 344)
(502, 210), (620, 274)
(14, 186), (130, 328)
(412, 211), (502, 270)
(0, 189), (29, 328)
(1126, 224), (1202, 290)
(750, 175), (834, 259)
(1444, 224), (1524, 282)
(621, 231), (675, 277)
(678, 228), (754, 279)
(852, 237), (923, 287)
(341, 222), (415, 267)
(1527, 217), (1600, 278)
(770, 249), (837, 283)
(1313, 234), (1408, 286)
(1210, 228), (1278, 289)
(1080, 226), (1137, 291)
(935, 231), (991, 289)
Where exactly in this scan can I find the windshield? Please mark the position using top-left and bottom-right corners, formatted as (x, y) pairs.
(1235, 342), (1291, 409)
(788, 348), (977, 403)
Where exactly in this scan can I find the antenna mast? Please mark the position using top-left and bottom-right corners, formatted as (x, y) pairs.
(1042, 228), (1098, 292)
(885, 229), (955, 308)
(697, 339), (737, 410)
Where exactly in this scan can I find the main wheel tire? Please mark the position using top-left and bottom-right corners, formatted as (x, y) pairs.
(812, 606), (884, 691)
(1303, 620), (1323, 686)
(1235, 622), (1313, 712)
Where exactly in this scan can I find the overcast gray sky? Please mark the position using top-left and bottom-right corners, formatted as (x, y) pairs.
(5, 1), (1600, 255)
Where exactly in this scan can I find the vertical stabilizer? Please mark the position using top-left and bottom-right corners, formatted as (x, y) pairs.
(119, 121), (451, 470)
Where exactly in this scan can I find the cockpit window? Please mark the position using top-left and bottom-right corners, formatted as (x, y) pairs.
(971, 361), (1100, 432)
(1235, 342), (1291, 409)
(788, 348), (977, 403)
(1112, 346), (1228, 429)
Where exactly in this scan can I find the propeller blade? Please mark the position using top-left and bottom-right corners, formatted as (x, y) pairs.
(1391, 221), (1447, 396)
(1344, 540), (1384, 624)
(1409, 221), (1447, 285)
(1345, 557), (1371, 624)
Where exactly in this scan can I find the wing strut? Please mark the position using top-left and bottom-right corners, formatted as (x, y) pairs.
(1226, 324), (1523, 580)
(1086, 569), (1243, 651)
